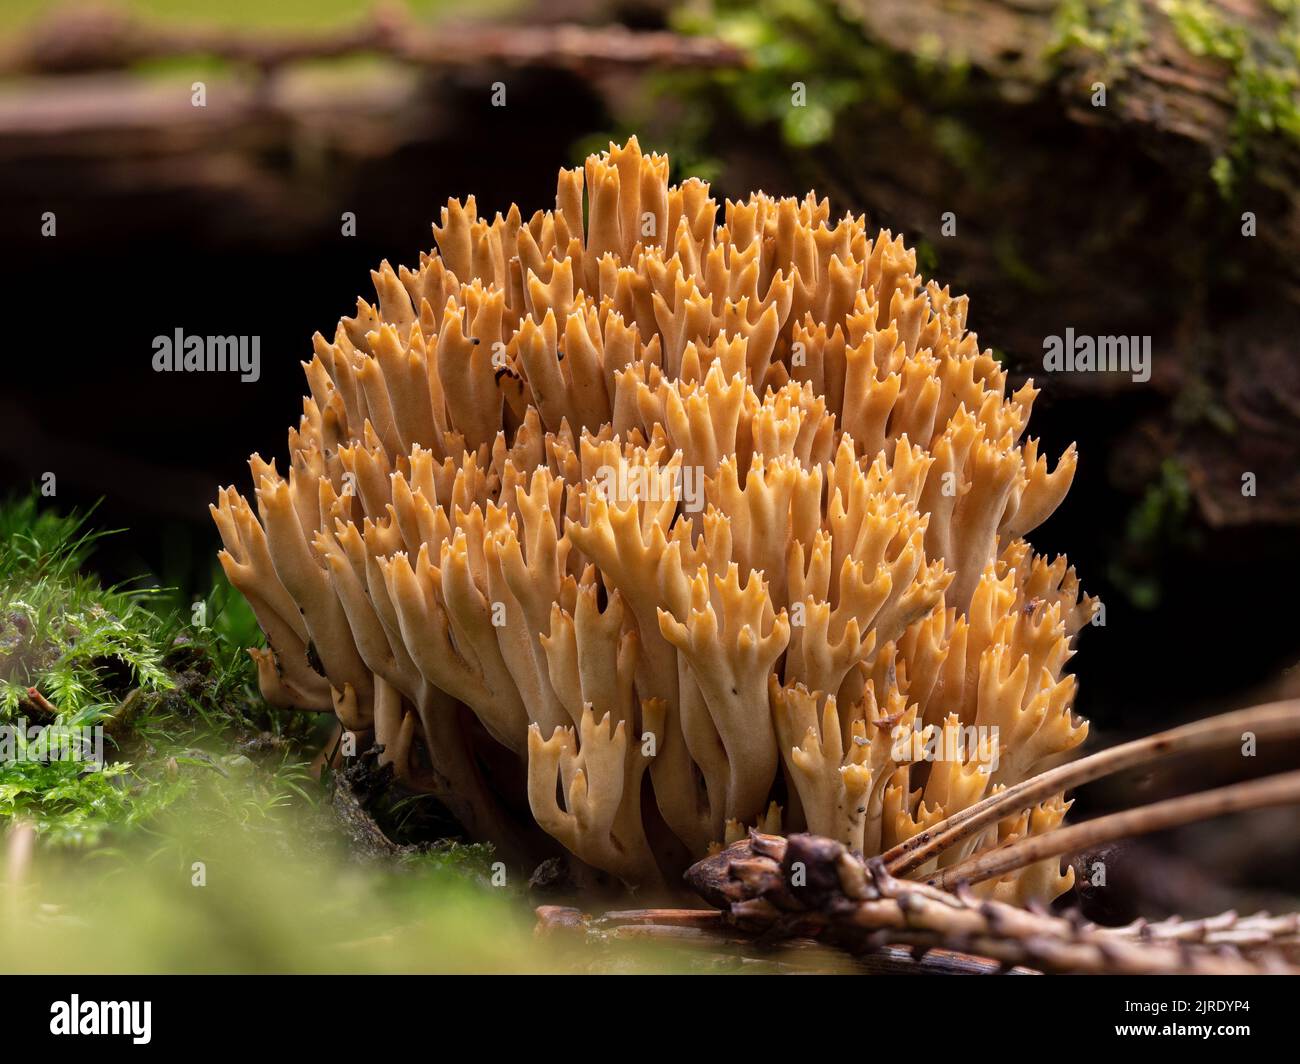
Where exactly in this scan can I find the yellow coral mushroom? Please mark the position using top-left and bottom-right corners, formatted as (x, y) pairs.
(213, 138), (1093, 898)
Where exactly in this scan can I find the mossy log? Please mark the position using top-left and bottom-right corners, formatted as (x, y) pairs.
(679, 0), (1300, 528)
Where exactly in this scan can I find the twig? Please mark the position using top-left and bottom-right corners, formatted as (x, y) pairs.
(882, 699), (1300, 876)
(21, 686), (59, 718)
(534, 903), (1035, 973)
(929, 770), (1300, 890)
(685, 833), (1300, 975)
(396, 23), (745, 72)
(101, 688), (144, 738)
(1099, 910), (1300, 958)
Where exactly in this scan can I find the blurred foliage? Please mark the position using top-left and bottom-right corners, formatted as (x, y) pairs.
(1108, 458), (1199, 610)
(0, 777), (578, 973)
(1051, 0), (1150, 71)
(0, 0), (522, 37)
(656, 0), (969, 172)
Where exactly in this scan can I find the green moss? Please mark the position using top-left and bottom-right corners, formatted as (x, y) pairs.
(1160, 0), (1243, 61)
(0, 495), (318, 846)
(1050, 0), (1150, 73)
(930, 115), (985, 174)
(914, 237), (940, 276)
(992, 231), (1050, 293)
(1173, 369), (1237, 435)
(0, 499), (171, 720)
(665, 0), (969, 154)
(1108, 458), (1197, 609)
(1054, 0), (1300, 192)
(1059, 0), (1300, 182)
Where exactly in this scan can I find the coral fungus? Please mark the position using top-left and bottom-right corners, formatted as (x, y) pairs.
(212, 138), (1093, 900)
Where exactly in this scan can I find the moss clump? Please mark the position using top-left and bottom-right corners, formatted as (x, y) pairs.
(0, 498), (173, 718)
(661, 0), (969, 161)
(1052, 0), (1300, 192)
(1109, 458), (1198, 609)
(0, 495), (317, 845)
(1051, 0), (1150, 72)
(1162, 0), (1300, 191)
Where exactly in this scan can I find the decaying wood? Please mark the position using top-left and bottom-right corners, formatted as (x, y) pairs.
(0, 7), (742, 266)
(831, 0), (1300, 283)
(0, 5), (743, 78)
(329, 758), (422, 861)
(682, 832), (1300, 975)
(696, 0), (1300, 528)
